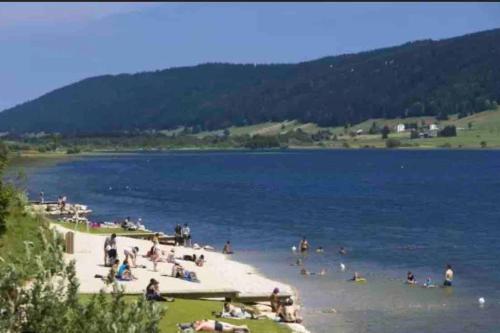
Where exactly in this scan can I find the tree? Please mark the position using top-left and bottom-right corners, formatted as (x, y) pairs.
(0, 141), (10, 235)
(368, 122), (379, 135)
(381, 125), (390, 139)
(438, 125), (457, 137)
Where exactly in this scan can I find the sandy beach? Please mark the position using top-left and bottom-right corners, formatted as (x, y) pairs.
(50, 223), (310, 332)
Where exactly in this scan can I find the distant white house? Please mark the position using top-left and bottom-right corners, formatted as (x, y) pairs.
(355, 129), (363, 135)
(429, 124), (439, 131)
(396, 124), (405, 133)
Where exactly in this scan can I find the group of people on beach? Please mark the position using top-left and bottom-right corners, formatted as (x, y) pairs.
(296, 236), (455, 287)
(174, 223), (191, 246)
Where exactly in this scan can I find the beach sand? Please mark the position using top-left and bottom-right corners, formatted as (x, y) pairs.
(51, 224), (310, 332)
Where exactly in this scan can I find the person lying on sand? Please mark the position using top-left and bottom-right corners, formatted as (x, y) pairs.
(278, 298), (303, 324)
(179, 319), (249, 332)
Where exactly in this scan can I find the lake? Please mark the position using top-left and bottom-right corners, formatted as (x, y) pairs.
(20, 150), (500, 333)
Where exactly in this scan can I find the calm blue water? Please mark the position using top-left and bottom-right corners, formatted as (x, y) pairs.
(19, 150), (500, 332)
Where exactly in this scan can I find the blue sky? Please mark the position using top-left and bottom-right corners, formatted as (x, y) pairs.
(1, 2), (499, 111)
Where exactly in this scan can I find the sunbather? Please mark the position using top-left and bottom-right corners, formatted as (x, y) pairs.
(146, 278), (167, 302)
(116, 260), (137, 281)
(195, 254), (206, 267)
(278, 298), (303, 324)
(190, 319), (249, 332)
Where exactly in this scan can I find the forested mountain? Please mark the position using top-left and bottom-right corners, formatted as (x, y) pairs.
(1, 28), (499, 134)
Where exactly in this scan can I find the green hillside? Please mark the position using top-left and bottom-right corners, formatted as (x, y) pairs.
(0, 28), (499, 135)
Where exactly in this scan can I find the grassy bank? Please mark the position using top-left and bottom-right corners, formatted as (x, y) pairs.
(79, 295), (290, 333)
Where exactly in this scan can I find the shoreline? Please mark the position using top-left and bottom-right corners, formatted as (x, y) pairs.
(51, 222), (311, 333)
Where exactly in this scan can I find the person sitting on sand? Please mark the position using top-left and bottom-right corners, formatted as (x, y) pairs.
(166, 249), (176, 263)
(145, 278), (167, 302)
(406, 271), (417, 285)
(106, 259), (120, 285)
(116, 259), (137, 281)
(124, 246), (139, 267)
(278, 298), (303, 324)
(222, 241), (233, 254)
(444, 264), (454, 287)
(270, 288), (281, 313)
(192, 319), (249, 332)
(339, 246), (347, 255)
(299, 237), (309, 253)
(195, 254), (206, 267)
(172, 262), (184, 278)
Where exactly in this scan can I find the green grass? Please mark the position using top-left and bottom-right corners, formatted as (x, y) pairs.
(0, 208), (45, 269)
(79, 295), (291, 333)
(55, 221), (154, 235)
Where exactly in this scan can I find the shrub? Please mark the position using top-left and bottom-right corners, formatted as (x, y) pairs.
(66, 147), (81, 154)
(480, 141), (487, 148)
(385, 138), (401, 148)
(0, 225), (164, 332)
(381, 126), (390, 139)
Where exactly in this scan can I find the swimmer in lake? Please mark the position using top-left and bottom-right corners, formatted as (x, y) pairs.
(316, 246), (324, 253)
(290, 258), (303, 267)
(300, 268), (326, 276)
(423, 276), (436, 288)
(406, 271), (417, 285)
(339, 246), (347, 255)
(299, 237), (309, 253)
(349, 272), (365, 282)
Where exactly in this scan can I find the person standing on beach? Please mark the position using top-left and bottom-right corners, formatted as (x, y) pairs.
(270, 288), (281, 313)
(222, 241), (233, 254)
(104, 233), (117, 266)
(174, 224), (182, 246)
(182, 223), (191, 247)
(444, 264), (454, 287)
(299, 237), (309, 253)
